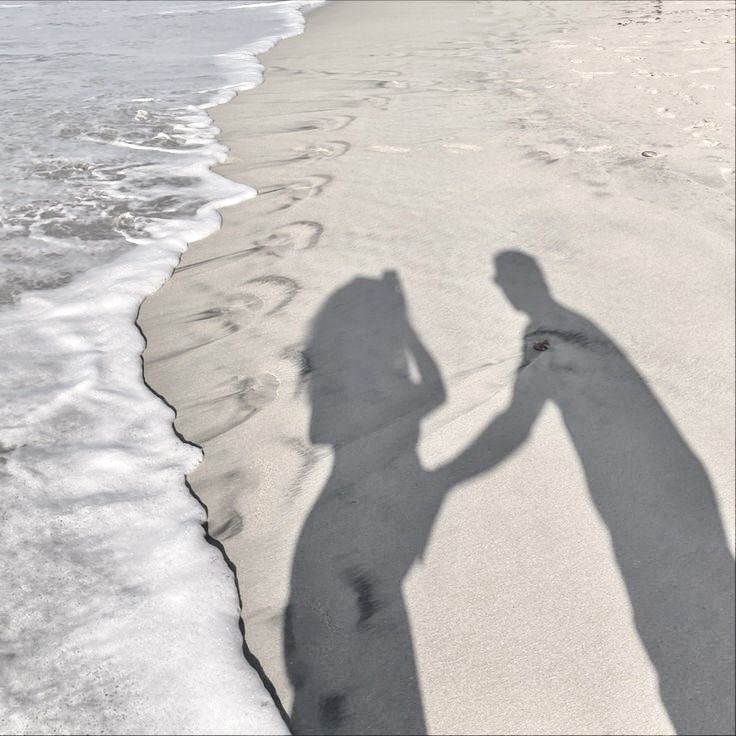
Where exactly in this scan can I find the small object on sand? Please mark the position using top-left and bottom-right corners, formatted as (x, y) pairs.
(641, 150), (658, 157)
(533, 340), (550, 352)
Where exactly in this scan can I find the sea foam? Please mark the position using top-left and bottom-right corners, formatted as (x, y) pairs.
(0, 1), (320, 732)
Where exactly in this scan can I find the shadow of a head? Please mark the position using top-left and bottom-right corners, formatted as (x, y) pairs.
(306, 272), (420, 446)
(494, 250), (553, 316)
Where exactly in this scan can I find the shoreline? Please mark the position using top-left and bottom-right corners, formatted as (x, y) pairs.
(3, 2), (317, 733)
(140, 1), (735, 733)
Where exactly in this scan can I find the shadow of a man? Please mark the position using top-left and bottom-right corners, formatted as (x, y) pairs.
(284, 272), (446, 735)
(444, 250), (735, 735)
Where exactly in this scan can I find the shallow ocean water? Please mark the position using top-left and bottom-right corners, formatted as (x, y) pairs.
(0, 1), (316, 732)
(0, 0), (308, 301)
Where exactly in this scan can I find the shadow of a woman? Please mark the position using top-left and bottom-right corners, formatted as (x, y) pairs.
(284, 272), (446, 735)
(443, 250), (734, 735)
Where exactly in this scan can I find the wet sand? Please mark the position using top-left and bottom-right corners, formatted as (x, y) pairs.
(139, 1), (735, 734)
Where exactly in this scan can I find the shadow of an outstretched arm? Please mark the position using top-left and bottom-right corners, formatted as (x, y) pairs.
(435, 367), (546, 491)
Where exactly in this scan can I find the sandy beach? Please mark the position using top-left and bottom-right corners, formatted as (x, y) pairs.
(139, 1), (735, 734)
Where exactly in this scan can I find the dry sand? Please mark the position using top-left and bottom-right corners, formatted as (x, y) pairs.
(139, 1), (735, 734)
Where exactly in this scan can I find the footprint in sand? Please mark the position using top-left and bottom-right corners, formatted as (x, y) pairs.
(190, 279), (291, 323)
(196, 372), (281, 443)
(152, 286), (265, 362)
(181, 275), (300, 351)
(175, 218), (320, 274)
(261, 174), (331, 212)
(189, 294), (261, 325)
(249, 114), (355, 138)
(245, 275), (300, 316)
(291, 140), (350, 162)
(250, 221), (323, 257)
(284, 114), (355, 135)
(183, 222), (322, 270)
(206, 467), (260, 541)
(312, 114), (355, 132)
(235, 373), (280, 412)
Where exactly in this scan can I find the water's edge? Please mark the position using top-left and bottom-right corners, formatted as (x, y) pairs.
(136, 3), (325, 729)
(135, 317), (293, 727)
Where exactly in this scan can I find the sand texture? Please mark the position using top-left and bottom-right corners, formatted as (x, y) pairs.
(139, 2), (735, 734)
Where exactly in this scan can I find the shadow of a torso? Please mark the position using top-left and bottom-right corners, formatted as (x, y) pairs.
(286, 421), (441, 735)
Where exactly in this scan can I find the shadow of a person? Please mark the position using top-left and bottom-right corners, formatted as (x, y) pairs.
(285, 272), (446, 735)
(442, 250), (734, 735)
